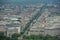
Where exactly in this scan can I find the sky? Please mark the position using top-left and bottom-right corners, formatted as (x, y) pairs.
(0, 0), (60, 5)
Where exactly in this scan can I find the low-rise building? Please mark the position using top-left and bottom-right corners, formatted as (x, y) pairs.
(29, 27), (44, 35)
(45, 25), (60, 36)
(6, 23), (23, 37)
(28, 16), (60, 36)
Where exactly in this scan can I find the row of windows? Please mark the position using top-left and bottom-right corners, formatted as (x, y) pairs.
(30, 30), (44, 32)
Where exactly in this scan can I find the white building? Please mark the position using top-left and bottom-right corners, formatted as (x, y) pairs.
(6, 24), (23, 37)
(44, 16), (60, 36)
(28, 16), (60, 36)
(45, 25), (60, 36)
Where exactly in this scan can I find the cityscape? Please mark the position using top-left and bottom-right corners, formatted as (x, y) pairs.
(0, 0), (60, 40)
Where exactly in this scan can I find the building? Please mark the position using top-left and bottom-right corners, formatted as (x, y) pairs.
(44, 16), (60, 36)
(28, 16), (60, 36)
(0, 25), (6, 32)
(45, 25), (60, 36)
(28, 27), (44, 35)
(6, 23), (23, 37)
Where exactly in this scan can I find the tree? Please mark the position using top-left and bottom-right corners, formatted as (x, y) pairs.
(0, 32), (16, 40)
(44, 35), (58, 40)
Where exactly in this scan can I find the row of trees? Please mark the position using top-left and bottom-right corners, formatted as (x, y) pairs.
(23, 35), (58, 40)
(0, 32), (59, 40)
(0, 32), (18, 40)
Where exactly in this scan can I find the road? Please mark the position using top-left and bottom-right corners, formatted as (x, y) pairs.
(20, 4), (47, 38)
